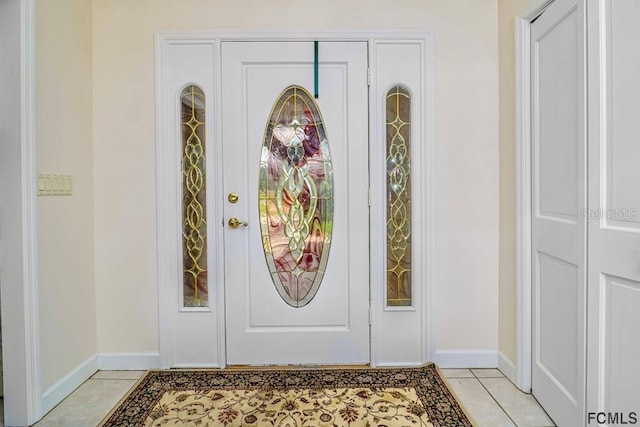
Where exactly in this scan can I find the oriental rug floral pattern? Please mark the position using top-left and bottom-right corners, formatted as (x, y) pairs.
(148, 387), (428, 426)
(100, 364), (472, 427)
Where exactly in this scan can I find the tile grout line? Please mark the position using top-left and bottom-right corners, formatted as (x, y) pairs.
(472, 370), (520, 427)
(499, 373), (556, 426)
(471, 371), (556, 427)
(528, 392), (556, 426)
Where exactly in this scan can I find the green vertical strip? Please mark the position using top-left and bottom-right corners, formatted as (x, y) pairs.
(314, 41), (319, 98)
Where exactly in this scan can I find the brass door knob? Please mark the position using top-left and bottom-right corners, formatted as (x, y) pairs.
(228, 217), (248, 229)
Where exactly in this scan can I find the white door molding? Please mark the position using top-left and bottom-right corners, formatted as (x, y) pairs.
(514, 0), (555, 393)
(0, 0), (41, 423)
(155, 29), (435, 369)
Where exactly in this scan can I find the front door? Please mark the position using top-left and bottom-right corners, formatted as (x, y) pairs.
(221, 42), (370, 365)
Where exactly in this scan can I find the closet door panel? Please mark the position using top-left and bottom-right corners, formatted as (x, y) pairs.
(530, 0), (587, 425)
(587, 0), (640, 421)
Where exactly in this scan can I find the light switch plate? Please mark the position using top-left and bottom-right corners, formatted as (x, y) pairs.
(37, 174), (73, 196)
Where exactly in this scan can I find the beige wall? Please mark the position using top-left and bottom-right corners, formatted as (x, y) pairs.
(92, 0), (500, 354)
(36, 0), (96, 391)
(497, 0), (528, 365)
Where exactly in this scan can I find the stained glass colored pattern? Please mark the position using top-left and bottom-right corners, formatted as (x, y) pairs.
(386, 85), (412, 307)
(259, 86), (333, 308)
(181, 85), (208, 307)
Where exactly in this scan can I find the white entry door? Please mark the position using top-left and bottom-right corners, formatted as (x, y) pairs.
(221, 42), (370, 365)
(587, 0), (640, 420)
(530, 0), (586, 425)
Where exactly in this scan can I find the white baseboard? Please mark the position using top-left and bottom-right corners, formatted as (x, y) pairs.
(97, 352), (161, 370)
(41, 354), (98, 416)
(497, 351), (517, 383)
(434, 349), (498, 368)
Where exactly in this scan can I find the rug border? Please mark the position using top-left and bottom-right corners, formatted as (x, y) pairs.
(98, 371), (151, 427)
(434, 365), (478, 427)
(98, 363), (473, 426)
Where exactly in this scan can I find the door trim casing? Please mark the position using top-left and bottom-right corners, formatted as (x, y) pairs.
(155, 30), (435, 369)
(515, 0), (556, 393)
(0, 0), (42, 423)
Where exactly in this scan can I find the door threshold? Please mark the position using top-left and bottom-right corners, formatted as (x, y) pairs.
(225, 363), (371, 371)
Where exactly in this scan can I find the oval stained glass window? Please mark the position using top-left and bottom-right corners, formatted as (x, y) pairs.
(259, 86), (333, 308)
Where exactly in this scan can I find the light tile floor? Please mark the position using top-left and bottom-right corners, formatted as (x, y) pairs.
(443, 368), (555, 426)
(0, 368), (555, 426)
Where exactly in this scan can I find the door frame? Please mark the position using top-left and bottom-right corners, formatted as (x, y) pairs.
(155, 29), (435, 369)
(514, 0), (556, 393)
(0, 0), (42, 424)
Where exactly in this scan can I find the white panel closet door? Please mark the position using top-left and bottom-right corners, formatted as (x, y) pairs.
(530, 0), (586, 425)
(221, 41), (370, 365)
(587, 0), (640, 422)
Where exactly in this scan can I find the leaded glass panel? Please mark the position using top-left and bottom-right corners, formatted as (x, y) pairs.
(259, 86), (333, 308)
(181, 85), (208, 307)
(386, 85), (412, 307)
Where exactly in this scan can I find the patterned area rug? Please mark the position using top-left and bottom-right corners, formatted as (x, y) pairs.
(100, 364), (473, 426)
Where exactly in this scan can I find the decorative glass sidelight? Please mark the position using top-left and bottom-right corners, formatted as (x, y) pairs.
(386, 85), (412, 307)
(181, 85), (208, 307)
(259, 86), (333, 308)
